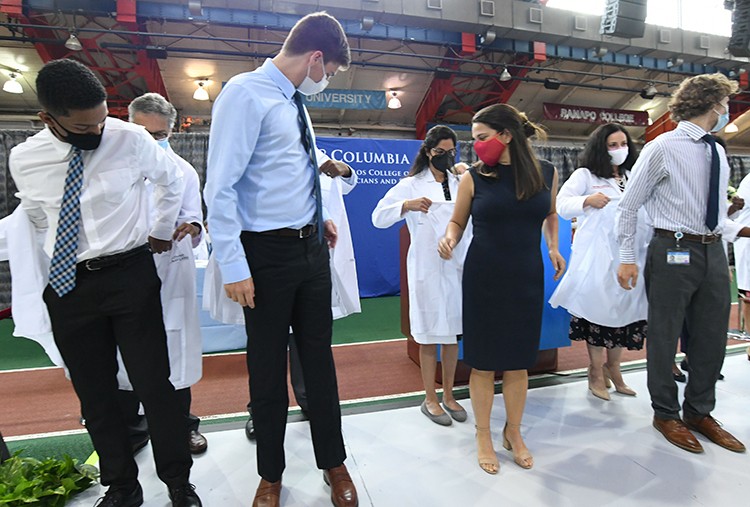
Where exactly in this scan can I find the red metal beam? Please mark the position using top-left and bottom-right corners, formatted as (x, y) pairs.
(7, 7), (168, 117)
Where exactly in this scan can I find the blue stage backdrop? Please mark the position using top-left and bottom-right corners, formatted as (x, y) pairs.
(317, 137), (422, 298)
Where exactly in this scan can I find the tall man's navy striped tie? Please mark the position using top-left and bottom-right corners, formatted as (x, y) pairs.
(49, 147), (84, 296)
(293, 91), (324, 243)
(702, 134), (720, 231)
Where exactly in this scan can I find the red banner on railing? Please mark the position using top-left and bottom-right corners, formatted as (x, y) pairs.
(543, 102), (649, 127)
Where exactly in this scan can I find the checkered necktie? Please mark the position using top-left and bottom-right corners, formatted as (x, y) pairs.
(293, 92), (324, 242)
(49, 147), (84, 297)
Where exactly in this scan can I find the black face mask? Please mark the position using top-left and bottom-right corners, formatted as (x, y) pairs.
(47, 113), (104, 151)
(431, 152), (454, 173)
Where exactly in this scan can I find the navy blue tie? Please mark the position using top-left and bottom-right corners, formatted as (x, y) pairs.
(293, 92), (324, 243)
(702, 134), (720, 231)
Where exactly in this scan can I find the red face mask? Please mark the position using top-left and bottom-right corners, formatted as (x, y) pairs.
(473, 134), (507, 166)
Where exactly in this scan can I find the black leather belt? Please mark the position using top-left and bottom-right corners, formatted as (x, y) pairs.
(654, 228), (722, 244)
(78, 244), (151, 271)
(259, 224), (317, 239)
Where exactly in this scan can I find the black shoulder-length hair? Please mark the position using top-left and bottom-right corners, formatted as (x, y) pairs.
(408, 125), (457, 177)
(579, 123), (638, 178)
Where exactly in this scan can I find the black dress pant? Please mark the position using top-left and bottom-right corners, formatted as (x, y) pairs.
(241, 232), (345, 482)
(118, 387), (200, 445)
(43, 249), (192, 490)
(247, 333), (309, 419)
(0, 431), (10, 463)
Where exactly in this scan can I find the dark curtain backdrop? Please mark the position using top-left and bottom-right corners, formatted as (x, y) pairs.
(1, 129), (749, 306)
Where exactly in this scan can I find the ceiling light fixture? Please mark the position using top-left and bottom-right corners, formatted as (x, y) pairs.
(64, 32), (83, 51)
(387, 90), (401, 109)
(725, 122), (739, 133)
(3, 72), (23, 94)
(193, 81), (209, 101)
(640, 84), (658, 99)
(499, 67), (512, 82)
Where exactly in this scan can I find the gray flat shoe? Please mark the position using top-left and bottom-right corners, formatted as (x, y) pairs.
(420, 401), (452, 426)
(442, 402), (467, 422)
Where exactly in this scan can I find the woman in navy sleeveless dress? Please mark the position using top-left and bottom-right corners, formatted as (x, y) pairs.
(439, 104), (565, 475)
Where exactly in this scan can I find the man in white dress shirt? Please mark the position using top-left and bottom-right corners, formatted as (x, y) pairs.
(122, 92), (208, 455)
(9, 59), (201, 507)
(617, 73), (748, 455)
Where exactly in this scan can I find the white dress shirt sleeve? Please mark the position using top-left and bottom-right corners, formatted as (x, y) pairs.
(138, 132), (184, 241)
(8, 150), (48, 231)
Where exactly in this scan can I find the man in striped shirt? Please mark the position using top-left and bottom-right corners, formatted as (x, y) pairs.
(617, 73), (747, 455)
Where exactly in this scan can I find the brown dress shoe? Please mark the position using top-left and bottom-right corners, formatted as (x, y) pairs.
(684, 415), (747, 453)
(652, 417), (704, 453)
(188, 430), (208, 455)
(323, 464), (358, 507)
(252, 478), (281, 507)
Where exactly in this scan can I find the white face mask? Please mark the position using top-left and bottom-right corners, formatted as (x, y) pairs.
(609, 146), (629, 167)
(297, 57), (330, 96)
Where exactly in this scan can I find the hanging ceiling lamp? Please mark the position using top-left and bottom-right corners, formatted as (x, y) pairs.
(3, 72), (23, 94)
(193, 81), (209, 101)
(387, 90), (401, 109)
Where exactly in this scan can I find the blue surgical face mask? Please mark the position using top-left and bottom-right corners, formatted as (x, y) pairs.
(711, 107), (730, 133)
(156, 138), (170, 150)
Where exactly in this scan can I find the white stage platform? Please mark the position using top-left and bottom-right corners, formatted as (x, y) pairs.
(68, 353), (750, 507)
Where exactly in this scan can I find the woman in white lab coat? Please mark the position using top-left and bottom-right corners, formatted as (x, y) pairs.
(550, 123), (649, 401)
(372, 125), (470, 426)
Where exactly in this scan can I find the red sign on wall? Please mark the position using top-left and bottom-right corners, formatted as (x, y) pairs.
(543, 103), (649, 127)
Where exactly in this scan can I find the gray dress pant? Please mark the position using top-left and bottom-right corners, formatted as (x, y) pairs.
(644, 235), (729, 420)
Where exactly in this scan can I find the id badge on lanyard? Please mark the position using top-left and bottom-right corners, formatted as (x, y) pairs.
(667, 231), (690, 266)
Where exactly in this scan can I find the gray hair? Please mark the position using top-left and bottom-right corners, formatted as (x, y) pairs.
(128, 92), (177, 129)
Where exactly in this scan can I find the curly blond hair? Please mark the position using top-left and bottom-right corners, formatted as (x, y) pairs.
(669, 73), (739, 122)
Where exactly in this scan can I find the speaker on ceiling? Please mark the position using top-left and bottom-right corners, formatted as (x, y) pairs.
(729, 0), (750, 57)
(600, 0), (648, 39)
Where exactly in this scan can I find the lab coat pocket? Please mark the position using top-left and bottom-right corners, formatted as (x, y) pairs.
(164, 296), (186, 331)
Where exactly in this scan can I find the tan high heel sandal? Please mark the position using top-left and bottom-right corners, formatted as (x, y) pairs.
(587, 366), (610, 401)
(603, 364), (636, 396)
(475, 426), (499, 475)
(503, 423), (533, 470)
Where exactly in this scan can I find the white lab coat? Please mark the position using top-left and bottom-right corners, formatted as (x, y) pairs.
(0, 207), (65, 367)
(203, 169), (361, 324)
(732, 172), (750, 290)
(371, 169), (470, 344)
(322, 171), (361, 319)
(550, 167), (651, 327)
(117, 237), (203, 390)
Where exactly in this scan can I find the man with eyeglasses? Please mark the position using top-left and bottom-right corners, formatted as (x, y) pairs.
(9, 59), (202, 506)
(121, 92), (208, 456)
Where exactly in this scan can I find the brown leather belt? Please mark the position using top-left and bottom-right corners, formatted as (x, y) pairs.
(78, 244), (151, 271)
(259, 224), (317, 239)
(654, 228), (722, 244)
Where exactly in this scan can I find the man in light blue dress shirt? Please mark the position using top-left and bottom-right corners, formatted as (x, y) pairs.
(204, 12), (358, 507)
